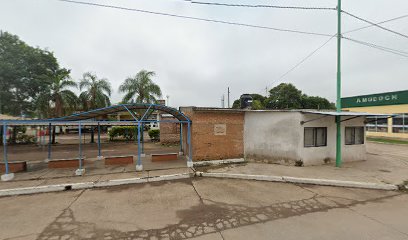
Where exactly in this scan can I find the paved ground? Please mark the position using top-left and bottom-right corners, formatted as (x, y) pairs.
(200, 142), (408, 186)
(0, 178), (407, 240)
(1, 136), (179, 163)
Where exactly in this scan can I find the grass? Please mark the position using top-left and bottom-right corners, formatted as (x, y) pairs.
(367, 137), (408, 145)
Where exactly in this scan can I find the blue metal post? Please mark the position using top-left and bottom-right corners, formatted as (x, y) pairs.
(78, 122), (82, 169)
(141, 123), (144, 154)
(47, 123), (52, 160)
(97, 122), (101, 159)
(3, 124), (9, 174)
(187, 121), (192, 166)
(179, 123), (183, 153)
(137, 122), (142, 169)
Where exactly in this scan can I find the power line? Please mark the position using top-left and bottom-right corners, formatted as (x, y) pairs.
(58, 0), (332, 37)
(186, 0), (336, 11)
(265, 34), (336, 91)
(343, 14), (408, 34)
(342, 10), (408, 39)
(342, 36), (408, 58)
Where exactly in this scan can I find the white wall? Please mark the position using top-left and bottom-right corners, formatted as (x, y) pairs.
(244, 111), (367, 166)
(244, 111), (303, 164)
(300, 114), (366, 165)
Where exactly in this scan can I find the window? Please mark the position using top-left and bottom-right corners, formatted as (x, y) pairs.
(366, 116), (388, 133)
(392, 113), (407, 133)
(345, 127), (364, 145)
(304, 127), (327, 147)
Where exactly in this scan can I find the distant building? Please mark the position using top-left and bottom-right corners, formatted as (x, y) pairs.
(342, 90), (408, 139)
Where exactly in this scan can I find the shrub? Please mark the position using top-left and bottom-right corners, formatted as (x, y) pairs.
(108, 126), (137, 141)
(148, 129), (160, 141)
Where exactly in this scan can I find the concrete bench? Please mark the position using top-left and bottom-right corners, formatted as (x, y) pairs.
(0, 161), (27, 173)
(104, 155), (134, 165)
(48, 158), (85, 169)
(151, 153), (178, 162)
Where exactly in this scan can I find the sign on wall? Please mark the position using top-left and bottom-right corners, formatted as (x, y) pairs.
(214, 124), (227, 135)
(341, 90), (408, 108)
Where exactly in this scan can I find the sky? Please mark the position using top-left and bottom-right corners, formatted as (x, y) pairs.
(0, 0), (407, 108)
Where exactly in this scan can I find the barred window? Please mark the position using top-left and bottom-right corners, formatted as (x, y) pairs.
(304, 127), (327, 147)
(345, 127), (364, 145)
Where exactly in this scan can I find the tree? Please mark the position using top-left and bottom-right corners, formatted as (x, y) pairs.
(265, 83), (335, 110)
(79, 72), (112, 110)
(119, 70), (162, 104)
(232, 94), (266, 109)
(79, 72), (112, 143)
(265, 83), (303, 109)
(301, 95), (335, 110)
(36, 69), (78, 143)
(0, 31), (59, 117)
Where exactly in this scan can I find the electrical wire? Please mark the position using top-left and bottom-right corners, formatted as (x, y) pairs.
(58, 0), (333, 37)
(342, 10), (408, 39)
(264, 34), (336, 92)
(342, 36), (408, 58)
(343, 14), (408, 34)
(186, 0), (336, 11)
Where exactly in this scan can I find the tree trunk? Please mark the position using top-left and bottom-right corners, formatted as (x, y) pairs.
(90, 127), (95, 143)
(52, 126), (56, 144)
(11, 126), (17, 144)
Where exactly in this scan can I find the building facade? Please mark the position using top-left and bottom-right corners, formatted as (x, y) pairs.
(180, 107), (373, 166)
(342, 90), (408, 139)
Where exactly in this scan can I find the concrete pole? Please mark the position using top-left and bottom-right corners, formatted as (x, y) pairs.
(335, 0), (342, 167)
(187, 121), (193, 167)
(1, 123), (13, 181)
(97, 122), (103, 160)
(47, 123), (52, 161)
(136, 122), (143, 171)
(76, 122), (85, 176)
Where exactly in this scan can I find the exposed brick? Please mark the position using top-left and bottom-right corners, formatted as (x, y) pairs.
(160, 115), (180, 144)
(0, 161), (27, 173)
(48, 158), (85, 168)
(180, 109), (244, 161)
(152, 153), (178, 162)
(105, 155), (134, 165)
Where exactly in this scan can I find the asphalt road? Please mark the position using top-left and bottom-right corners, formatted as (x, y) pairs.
(0, 178), (407, 240)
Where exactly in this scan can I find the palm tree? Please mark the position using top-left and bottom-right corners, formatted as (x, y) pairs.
(79, 72), (112, 110)
(79, 72), (112, 143)
(119, 70), (162, 104)
(36, 68), (78, 143)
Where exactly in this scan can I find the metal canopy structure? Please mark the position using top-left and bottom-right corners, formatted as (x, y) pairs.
(1, 104), (192, 180)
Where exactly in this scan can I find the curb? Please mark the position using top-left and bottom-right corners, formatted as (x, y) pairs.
(198, 172), (399, 191)
(0, 173), (192, 197)
(0, 171), (399, 197)
(193, 158), (245, 167)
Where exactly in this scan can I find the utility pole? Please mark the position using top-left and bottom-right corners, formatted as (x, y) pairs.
(227, 87), (230, 108)
(335, 0), (342, 167)
(221, 95), (225, 108)
(265, 86), (268, 96)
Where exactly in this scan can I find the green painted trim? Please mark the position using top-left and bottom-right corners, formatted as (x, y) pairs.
(342, 90), (408, 108)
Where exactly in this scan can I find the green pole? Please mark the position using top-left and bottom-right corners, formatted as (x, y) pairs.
(335, 0), (342, 167)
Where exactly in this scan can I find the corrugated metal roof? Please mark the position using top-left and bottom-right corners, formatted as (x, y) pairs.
(48, 104), (191, 122)
(300, 110), (395, 117)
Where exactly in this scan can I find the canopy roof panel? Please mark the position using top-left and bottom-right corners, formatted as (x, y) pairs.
(48, 104), (191, 122)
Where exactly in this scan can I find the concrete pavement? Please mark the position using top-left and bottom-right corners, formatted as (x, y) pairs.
(0, 178), (407, 240)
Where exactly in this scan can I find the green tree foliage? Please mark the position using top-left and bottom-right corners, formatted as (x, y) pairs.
(35, 68), (78, 118)
(265, 83), (335, 110)
(119, 70), (162, 104)
(232, 94), (266, 110)
(0, 31), (60, 116)
(79, 72), (112, 110)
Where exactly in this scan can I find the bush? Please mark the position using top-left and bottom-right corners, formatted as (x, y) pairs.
(148, 129), (160, 141)
(108, 126), (137, 141)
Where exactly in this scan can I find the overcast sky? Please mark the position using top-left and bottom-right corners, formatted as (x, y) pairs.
(1, 0), (407, 108)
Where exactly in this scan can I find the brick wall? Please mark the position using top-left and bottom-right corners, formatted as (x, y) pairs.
(160, 115), (180, 143)
(181, 108), (244, 161)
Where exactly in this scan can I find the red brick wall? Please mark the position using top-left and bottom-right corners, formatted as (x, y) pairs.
(160, 116), (180, 143)
(181, 109), (244, 161)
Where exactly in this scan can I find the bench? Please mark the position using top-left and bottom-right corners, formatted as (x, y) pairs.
(48, 158), (85, 169)
(104, 155), (134, 165)
(151, 153), (178, 162)
(0, 161), (27, 173)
